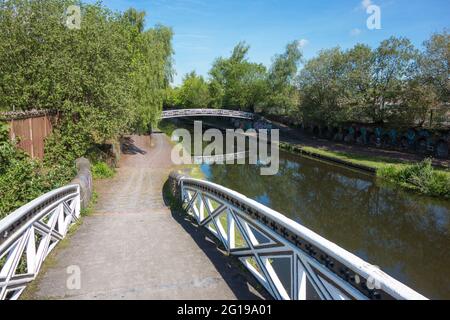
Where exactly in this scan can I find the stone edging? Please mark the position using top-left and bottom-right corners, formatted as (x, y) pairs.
(71, 158), (93, 209)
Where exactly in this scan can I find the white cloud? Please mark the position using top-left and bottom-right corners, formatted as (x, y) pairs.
(350, 28), (362, 36)
(297, 39), (309, 49)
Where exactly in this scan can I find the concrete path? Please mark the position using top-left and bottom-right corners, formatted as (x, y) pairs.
(29, 134), (264, 300)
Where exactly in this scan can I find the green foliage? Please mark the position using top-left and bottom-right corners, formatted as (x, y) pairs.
(164, 86), (182, 108)
(297, 34), (447, 127)
(209, 42), (268, 112)
(178, 71), (210, 108)
(0, 0), (173, 154)
(379, 159), (450, 198)
(130, 24), (174, 133)
(123, 8), (146, 33)
(0, 123), (75, 218)
(420, 30), (449, 104)
(265, 41), (302, 116)
(299, 47), (349, 125)
(171, 30), (447, 129)
(92, 162), (115, 179)
(0, 1), (173, 218)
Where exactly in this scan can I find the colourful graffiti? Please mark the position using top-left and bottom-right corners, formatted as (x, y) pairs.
(305, 124), (450, 159)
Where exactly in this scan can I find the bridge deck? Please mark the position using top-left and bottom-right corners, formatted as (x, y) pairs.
(26, 134), (263, 300)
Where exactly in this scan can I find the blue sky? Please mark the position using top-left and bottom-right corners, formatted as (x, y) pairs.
(97, 0), (449, 85)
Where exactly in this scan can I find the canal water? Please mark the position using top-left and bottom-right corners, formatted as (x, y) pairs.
(200, 151), (449, 300)
(165, 119), (450, 299)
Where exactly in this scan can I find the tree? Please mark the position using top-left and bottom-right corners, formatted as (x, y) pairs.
(209, 42), (267, 112)
(265, 41), (303, 116)
(420, 30), (449, 104)
(340, 44), (374, 122)
(369, 37), (419, 124)
(208, 80), (225, 109)
(164, 86), (182, 109)
(0, 1), (174, 160)
(130, 24), (174, 133)
(123, 8), (146, 33)
(298, 48), (348, 125)
(178, 71), (210, 108)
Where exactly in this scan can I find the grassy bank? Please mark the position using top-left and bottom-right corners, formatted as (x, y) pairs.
(280, 143), (450, 199)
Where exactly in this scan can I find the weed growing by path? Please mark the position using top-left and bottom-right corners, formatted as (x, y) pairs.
(92, 162), (115, 180)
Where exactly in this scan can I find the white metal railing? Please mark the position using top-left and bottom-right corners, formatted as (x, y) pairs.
(161, 109), (256, 120)
(0, 185), (81, 300)
(170, 173), (428, 301)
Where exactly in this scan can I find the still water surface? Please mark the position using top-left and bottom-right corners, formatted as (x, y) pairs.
(198, 151), (450, 299)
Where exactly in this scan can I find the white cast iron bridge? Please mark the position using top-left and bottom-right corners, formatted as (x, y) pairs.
(161, 109), (257, 120)
(0, 170), (427, 300)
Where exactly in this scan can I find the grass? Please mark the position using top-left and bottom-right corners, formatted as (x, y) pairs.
(378, 160), (450, 198)
(297, 145), (408, 170)
(80, 191), (98, 217)
(91, 162), (115, 180)
(280, 143), (450, 199)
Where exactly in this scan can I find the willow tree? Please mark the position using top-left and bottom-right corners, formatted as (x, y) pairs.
(129, 22), (174, 133)
(0, 1), (174, 162)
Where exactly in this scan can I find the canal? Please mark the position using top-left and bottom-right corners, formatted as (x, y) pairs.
(165, 119), (450, 299)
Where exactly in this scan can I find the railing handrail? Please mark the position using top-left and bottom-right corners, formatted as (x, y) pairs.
(0, 184), (81, 300)
(161, 109), (256, 120)
(170, 172), (427, 300)
(0, 185), (79, 238)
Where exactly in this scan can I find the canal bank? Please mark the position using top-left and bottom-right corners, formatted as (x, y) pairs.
(279, 142), (450, 199)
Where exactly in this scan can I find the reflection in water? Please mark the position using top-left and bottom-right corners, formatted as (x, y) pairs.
(200, 151), (450, 299)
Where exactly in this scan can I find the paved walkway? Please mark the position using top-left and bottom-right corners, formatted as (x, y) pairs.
(29, 134), (264, 300)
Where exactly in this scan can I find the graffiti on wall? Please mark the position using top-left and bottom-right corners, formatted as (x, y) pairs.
(304, 124), (450, 159)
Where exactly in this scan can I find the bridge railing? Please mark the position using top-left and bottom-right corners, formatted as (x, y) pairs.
(0, 185), (81, 300)
(192, 151), (249, 164)
(169, 172), (427, 300)
(161, 109), (256, 120)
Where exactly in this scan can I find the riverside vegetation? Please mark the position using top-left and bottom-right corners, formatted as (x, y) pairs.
(280, 143), (450, 199)
(0, 1), (173, 217)
(165, 32), (449, 129)
(165, 29), (449, 199)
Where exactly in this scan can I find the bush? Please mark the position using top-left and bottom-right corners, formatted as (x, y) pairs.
(92, 162), (115, 179)
(0, 123), (75, 219)
(379, 159), (450, 198)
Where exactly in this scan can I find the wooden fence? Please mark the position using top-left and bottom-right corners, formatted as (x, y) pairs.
(1, 110), (56, 159)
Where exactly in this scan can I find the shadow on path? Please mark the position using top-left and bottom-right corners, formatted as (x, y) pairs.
(121, 137), (147, 155)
